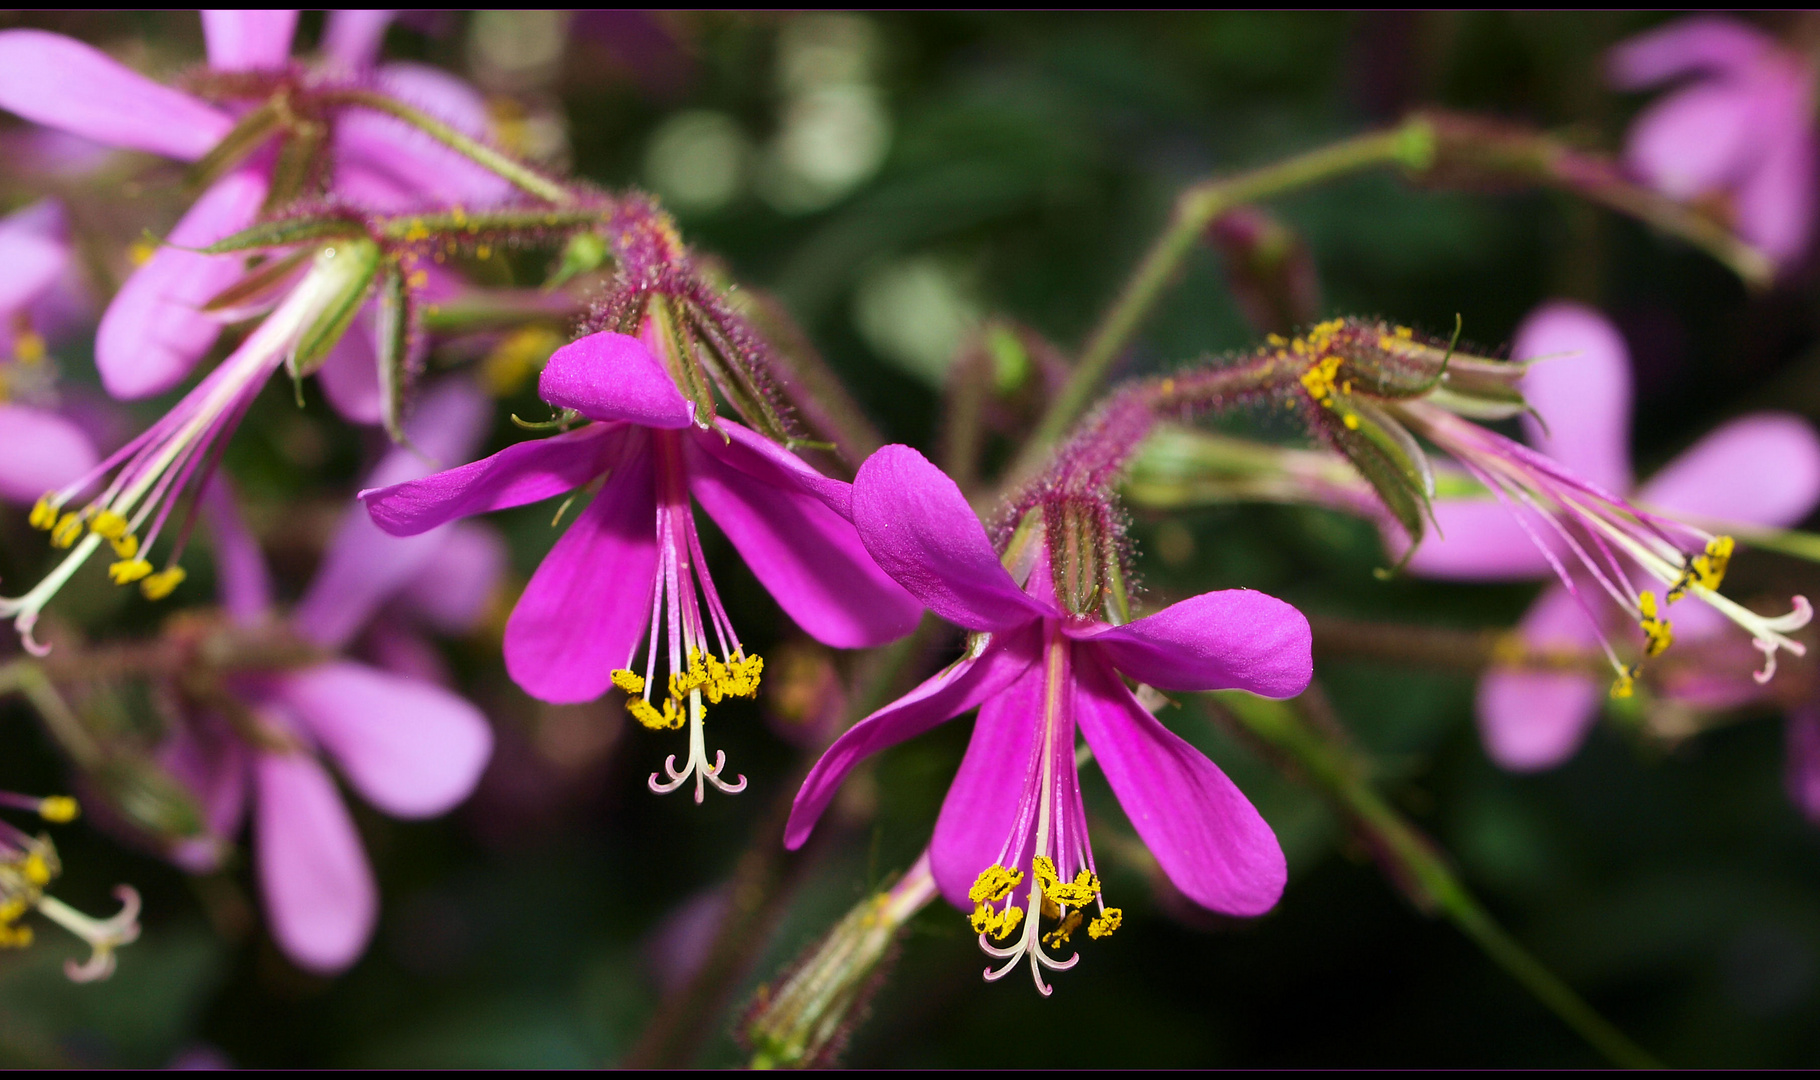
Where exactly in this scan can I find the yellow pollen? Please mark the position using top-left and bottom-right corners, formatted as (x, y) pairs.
(29, 495), (57, 531)
(611, 669), (646, 695)
(140, 566), (186, 600)
(1609, 664), (1638, 700)
(88, 509), (128, 540)
(12, 330), (45, 364)
(1299, 353), (1344, 408)
(36, 797), (77, 824)
(1033, 856), (1100, 910)
(0, 924), (30, 949)
(127, 240), (156, 267)
(1638, 591), (1673, 658)
(968, 864), (1023, 905)
(50, 511), (83, 548)
(1042, 909), (1083, 948)
(108, 558), (153, 585)
(110, 533), (140, 559)
(1088, 908), (1123, 940)
(22, 853), (50, 887)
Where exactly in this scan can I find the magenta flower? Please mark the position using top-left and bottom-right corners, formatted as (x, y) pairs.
(0, 199), (97, 506)
(785, 445), (1310, 994)
(1406, 301), (1820, 769)
(1610, 15), (1817, 266)
(362, 330), (922, 801)
(161, 380), (494, 974)
(0, 10), (508, 402)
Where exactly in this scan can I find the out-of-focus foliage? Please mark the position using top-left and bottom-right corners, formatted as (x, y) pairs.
(1, 9), (1818, 1068)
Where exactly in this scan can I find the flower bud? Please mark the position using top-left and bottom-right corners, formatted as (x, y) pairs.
(1205, 207), (1321, 336)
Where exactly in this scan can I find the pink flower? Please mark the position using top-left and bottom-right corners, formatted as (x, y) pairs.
(362, 331), (922, 801)
(0, 10), (509, 402)
(161, 380), (495, 974)
(0, 199), (97, 505)
(1610, 15), (1817, 266)
(785, 445), (1309, 993)
(1407, 301), (1820, 769)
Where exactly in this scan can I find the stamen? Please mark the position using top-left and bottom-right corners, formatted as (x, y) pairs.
(1087, 908), (1122, 940)
(1638, 591), (1673, 658)
(140, 566), (187, 601)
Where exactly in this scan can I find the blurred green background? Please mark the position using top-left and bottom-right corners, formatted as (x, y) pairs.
(2, 10), (1819, 1067)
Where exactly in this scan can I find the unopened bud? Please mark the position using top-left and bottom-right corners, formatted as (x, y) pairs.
(741, 853), (937, 1069)
(1043, 495), (1120, 619)
(1205, 207), (1321, 336)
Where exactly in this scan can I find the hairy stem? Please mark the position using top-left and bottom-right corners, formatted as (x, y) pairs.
(1209, 689), (1659, 1069)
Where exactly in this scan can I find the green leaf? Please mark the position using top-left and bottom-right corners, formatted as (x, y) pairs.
(198, 246), (312, 314)
(375, 261), (413, 444)
(199, 215), (367, 255)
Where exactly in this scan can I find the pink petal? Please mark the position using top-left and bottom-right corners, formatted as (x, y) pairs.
(686, 428), (920, 648)
(1735, 124), (1817, 265)
(0, 199), (69, 313)
(277, 661), (492, 818)
(360, 423), (621, 536)
(1075, 649), (1286, 917)
(1477, 585), (1604, 771)
(1514, 301), (1635, 493)
(95, 168), (268, 399)
(0, 405), (96, 504)
(157, 721), (249, 872)
(253, 752), (377, 974)
(927, 658), (1048, 909)
(314, 305), (383, 425)
(1637, 412), (1820, 529)
(1624, 81), (1765, 200)
(1786, 707), (1820, 824)
(1608, 16), (1775, 89)
(321, 10), (394, 69)
(1068, 589), (1311, 698)
(539, 332), (695, 429)
(202, 477), (273, 626)
(201, 10), (298, 70)
(698, 419), (857, 515)
(0, 30), (233, 161)
(334, 63), (513, 210)
(786, 628), (1040, 850)
(396, 523), (508, 635)
(295, 381), (492, 648)
(504, 430), (659, 703)
(1401, 499), (1554, 581)
(851, 444), (1052, 633)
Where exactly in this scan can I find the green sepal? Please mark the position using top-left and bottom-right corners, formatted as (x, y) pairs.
(374, 260), (413, 444)
(543, 230), (610, 290)
(377, 208), (608, 244)
(1325, 395), (1434, 560)
(265, 120), (329, 211)
(91, 755), (206, 841)
(200, 215), (368, 255)
(199, 246), (313, 314)
(186, 98), (285, 190)
(288, 238), (381, 379)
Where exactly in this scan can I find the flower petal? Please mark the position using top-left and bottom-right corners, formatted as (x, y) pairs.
(277, 661), (492, 818)
(360, 423), (620, 536)
(0, 405), (96, 504)
(321, 10), (394, 69)
(1075, 650), (1285, 917)
(1401, 498), (1555, 581)
(538, 331), (695, 428)
(158, 721), (249, 873)
(396, 522), (508, 636)
(314, 305), (384, 425)
(1735, 124), (1817, 266)
(1070, 589), (1311, 698)
(928, 659), (1048, 909)
(687, 428), (920, 648)
(201, 10), (298, 70)
(95, 168), (268, 399)
(1514, 301), (1634, 493)
(202, 477), (273, 626)
(0, 30), (232, 161)
(852, 444), (1051, 633)
(1608, 15), (1775, 89)
(1637, 412), (1820, 529)
(334, 62), (513, 210)
(698, 419), (857, 514)
(253, 752), (377, 974)
(504, 430), (659, 703)
(786, 628), (1040, 850)
(1477, 584), (1604, 771)
(1624, 81), (1765, 201)
(295, 380), (492, 648)
(1786, 707), (1820, 824)
(0, 199), (69, 313)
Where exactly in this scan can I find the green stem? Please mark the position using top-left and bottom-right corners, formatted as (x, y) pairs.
(1018, 120), (1435, 474)
(1209, 690), (1659, 1069)
(320, 89), (573, 206)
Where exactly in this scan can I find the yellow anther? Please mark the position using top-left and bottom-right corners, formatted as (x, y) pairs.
(128, 240), (156, 267)
(1088, 908), (1123, 940)
(50, 511), (83, 548)
(1042, 909), (1083, 948)
(88, 509), (128, 540)
(1265, 333), (1287, 346)
(0, 898), (25, 924)
(140, 566), (186, 600)
(1609, 664), (1638, 700)
(1342, 412), (1361, 430)
(108, 558), (153, 585)
(1669, 535), (1736, 602)
(110, 533), (139, 560)
(1638, 591), (1674, 657)
(1045, 868), (1101, 911)
(1032, 856), (1058, 889)
(627, 697), (684, 731)
(610, 669), (647, 695)
(969, 901), (1024, 941)
(12, 330), (45, 364)
(36, 797), (77, 824)
(968, 864), (1023, 905)
(1298, 353), (1345, 407)
(22, 853), (50, 887)
(29, 495), (57, 531)
(0, 924), (31, 948)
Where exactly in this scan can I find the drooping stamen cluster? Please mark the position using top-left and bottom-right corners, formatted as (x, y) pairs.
(0, 791), (141, 982)
(609, 432), (761, 803)
(2, 245), (374, 653)
(966, 633), (1119, 996)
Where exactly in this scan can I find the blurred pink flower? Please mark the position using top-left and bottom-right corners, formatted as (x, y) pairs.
(162, 380), (496, 974)
(0, 10), (510, 404)
(1408, 301), (1820, 770)
(0, 200), (97, 506)
(1610, 15), (1818, 266)
(786, 445), (1308, 993)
